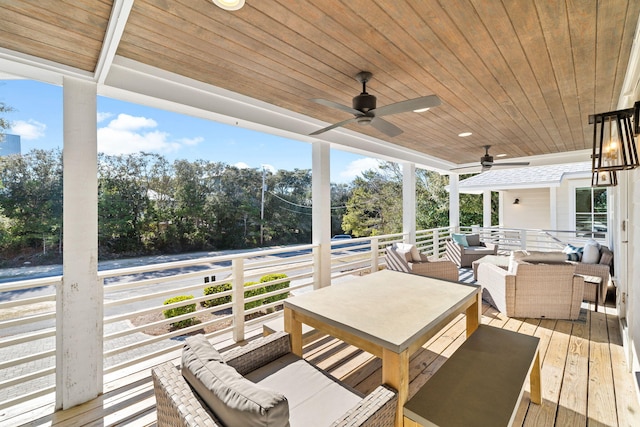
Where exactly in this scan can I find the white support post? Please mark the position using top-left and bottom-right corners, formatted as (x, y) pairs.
(433, 229), (440, 257)
(312, 141), (331, 289)
(402, 163), (416, 244)
(449, 174), (460, 232)
(232, 258), (245, 342)
(549, 187), (557, 230)
(57, 77), (100, 409)
(483, 190), (492, 228)
(370, 237), (379, 272)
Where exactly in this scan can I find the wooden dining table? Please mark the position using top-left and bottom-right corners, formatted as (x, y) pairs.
(284, 269), (482, 427)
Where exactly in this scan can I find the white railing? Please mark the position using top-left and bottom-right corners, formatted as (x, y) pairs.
(0, 225), (609, 410)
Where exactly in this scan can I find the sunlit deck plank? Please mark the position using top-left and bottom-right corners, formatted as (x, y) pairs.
(556, 311), (590, 426)
(588, 309), (618, 426)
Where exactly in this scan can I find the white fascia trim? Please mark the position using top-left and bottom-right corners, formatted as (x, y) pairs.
(95, 0), (134, 85)
(618, 11), (640, 108)
(101, 56), (455, 172)
(0, 47), (93, 85)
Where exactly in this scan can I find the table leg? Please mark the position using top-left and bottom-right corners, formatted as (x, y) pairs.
(382, 348), (409, 427)
(284, 307), (303, 356)
(529, 350), (542, 404)
(466, 291), (481, 337)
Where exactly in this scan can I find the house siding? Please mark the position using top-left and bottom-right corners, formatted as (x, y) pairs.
(500, 188), (550, 229)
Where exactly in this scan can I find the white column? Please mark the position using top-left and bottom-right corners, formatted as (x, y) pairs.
(549, 187), (557, 230)
(57, 77), (101, 409)
(402, 163), (416, 243)
(483, 190), (492, 228)
(312, 141), (331, 288)
(449, 174), (460, 232)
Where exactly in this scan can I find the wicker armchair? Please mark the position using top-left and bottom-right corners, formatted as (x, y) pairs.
(385, 243), (459, 282)
(445, 235), (498, 267)
(152, 332), (398, 427)
(477, 261), (584, 320)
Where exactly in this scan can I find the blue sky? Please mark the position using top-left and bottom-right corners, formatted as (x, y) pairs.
(0, 79), (381, 183)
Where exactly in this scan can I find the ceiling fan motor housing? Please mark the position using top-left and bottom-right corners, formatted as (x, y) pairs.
(353, 93), (377, 112)
(481, 154), (493, 165)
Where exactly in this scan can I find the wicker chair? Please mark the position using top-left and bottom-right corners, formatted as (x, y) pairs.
(385, 243), (459, 282)
(445, 235), (498, 267)
(477, 261), (584, 320)
(152, 332), (398, 427)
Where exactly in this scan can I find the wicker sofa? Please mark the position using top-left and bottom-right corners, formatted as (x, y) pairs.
(445, 234), (498, 267)
(477, 261), (584, 320)
(385, 242), (459, 281)
(152, 331), (397, 427)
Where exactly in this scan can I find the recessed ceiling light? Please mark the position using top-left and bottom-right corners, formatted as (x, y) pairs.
(458, 132), (472, 137)
(212, 0), (245, 11)
(413, 107), (430, 113)
(496, 153), (507, 158)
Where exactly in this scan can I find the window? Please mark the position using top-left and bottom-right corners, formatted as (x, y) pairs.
(575, 187), (607, 238)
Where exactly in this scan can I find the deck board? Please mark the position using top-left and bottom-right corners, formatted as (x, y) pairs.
(5, 292), (640, 427)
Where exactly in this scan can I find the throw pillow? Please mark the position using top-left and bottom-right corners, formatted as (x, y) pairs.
(563, 244), (583, 262)
(465, 234), (481, 247)
(581, 241), (601, 264)
(182, 335), (290, 427)
(452, 233), (468, 247)
(396, 243), (422, 262)
(599, 248), (613, 266)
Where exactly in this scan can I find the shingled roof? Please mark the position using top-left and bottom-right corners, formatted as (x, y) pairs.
(458, 162), (592, 193)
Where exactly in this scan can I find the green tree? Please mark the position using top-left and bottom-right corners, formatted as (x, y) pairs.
(0, 149), (63, 254)
(342, 162), (402, 236)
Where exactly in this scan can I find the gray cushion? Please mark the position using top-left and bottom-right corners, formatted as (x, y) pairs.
(246, 353), (362, 427)
(599, 247), (613, 266)
(465, 234), (481, 247)
(512, 250), (567, 264)
(182, 335), (290, 427)
(463, 246), (495, 255)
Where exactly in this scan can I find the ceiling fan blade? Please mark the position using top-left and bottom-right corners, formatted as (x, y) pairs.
(492, 162), (530, 167)
(310, 98), (361, 116)
(309, 117), (357, 135)
(372, 95), (441, 117)
(450, 164), (481, 171)
(370, 117), (403, 137)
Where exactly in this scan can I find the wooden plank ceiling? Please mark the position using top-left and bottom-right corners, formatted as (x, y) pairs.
(1, 0), (639, 165)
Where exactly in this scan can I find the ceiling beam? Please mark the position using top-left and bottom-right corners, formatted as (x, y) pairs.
(95, 0), (135, 85)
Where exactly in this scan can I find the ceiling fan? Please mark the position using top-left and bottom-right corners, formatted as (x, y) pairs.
(452, 145), (530, 172)
(309, 71), (441, 137)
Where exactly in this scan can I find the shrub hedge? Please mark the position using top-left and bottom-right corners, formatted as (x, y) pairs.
(202, 273), (290, 310)
(163, 295), (197, 329)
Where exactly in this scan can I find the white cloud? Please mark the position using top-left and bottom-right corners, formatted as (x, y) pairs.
(340, 158), (381, 180)
(262, 164), (276, 173)
(179, 136), (203, 146)
(97, 112), (113, 123)
(10, 119), (46, 140)
(107, 113), (157, 131)
(97, 113), (202, 156)
(234, 162), (250, 169)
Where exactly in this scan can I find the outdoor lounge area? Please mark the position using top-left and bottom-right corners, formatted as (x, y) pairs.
(6, 281), (637, 426)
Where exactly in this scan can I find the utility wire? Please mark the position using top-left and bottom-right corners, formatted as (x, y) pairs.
(268, 191), (347, 210)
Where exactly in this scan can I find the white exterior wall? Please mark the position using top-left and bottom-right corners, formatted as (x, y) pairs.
(500, 188), (551, 229)
(628, 168), (640, 384)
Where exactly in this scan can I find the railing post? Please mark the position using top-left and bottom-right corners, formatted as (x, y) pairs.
(232, 258), (245, 342)
(370, 237), (379, 272)
(520, 229), (527, 250)
(433, 229), (440, 258)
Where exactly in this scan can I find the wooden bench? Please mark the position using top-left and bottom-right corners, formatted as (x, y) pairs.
(262, 315), (325, 345)
(403, 325), (541, 427)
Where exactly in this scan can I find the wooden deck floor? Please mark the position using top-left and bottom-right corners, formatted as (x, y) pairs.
(5, 295), (640, 426)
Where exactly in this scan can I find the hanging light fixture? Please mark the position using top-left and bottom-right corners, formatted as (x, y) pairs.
(589, 101), (640, 172)
(212, 0), (245, 11)
(591, 170), (618, 187)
